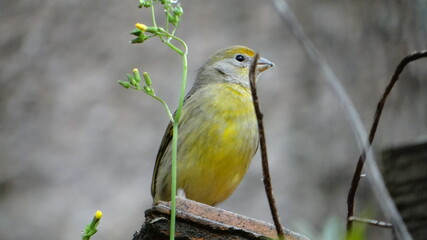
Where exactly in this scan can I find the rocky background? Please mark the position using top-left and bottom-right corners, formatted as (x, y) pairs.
(1, 0), (426, 239)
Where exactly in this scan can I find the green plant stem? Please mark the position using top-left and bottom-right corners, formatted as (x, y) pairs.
(169, 120), (178, 240)
(142, 3), (188, 239)
(151, 95), (174, 122)
(163, 41), (183, 56)
(158, 30), (185, 55)
(175, 49), (188, 114)
(150, 0), (157, 28)
(168, 23), (179, 42)
(166, 12), (170, 34)
(168, 42), (187, 240)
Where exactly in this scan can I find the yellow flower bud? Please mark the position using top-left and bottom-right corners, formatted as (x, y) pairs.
(135, 23), (148, 32)
(95, 210), (103, 219)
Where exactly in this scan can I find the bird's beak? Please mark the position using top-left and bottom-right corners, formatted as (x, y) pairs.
(256, 57), (275, 73)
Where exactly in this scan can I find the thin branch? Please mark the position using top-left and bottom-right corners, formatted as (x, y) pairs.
(249, 53), (285, 240)
(271, 0), (414, 239)
(349, 216), (393, 229)
(346, 50), (427, 230)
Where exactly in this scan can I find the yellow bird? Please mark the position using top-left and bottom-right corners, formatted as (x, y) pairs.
(151, 46), (274, 206)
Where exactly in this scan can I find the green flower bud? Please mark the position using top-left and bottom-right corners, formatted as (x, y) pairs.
(135, 23), (148, 31)
(130, 78), (138, 87)
(173, 5), (183, 16)
(143, 72), (152, 86)
(126, 74), (135, 82)
(168, 15), (179, 26)
(118, 81), (130, 89)
(167, 13), (175, 24)
(133, 68), (141, 83)
(138, 0), (152, 8)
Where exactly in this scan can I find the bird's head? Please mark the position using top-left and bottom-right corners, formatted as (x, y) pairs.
(195, 45), (274, 88)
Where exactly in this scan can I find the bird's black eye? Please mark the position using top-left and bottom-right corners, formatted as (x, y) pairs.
(235, 54), (245, 62)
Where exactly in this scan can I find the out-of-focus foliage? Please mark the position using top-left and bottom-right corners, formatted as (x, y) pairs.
(296, 216), (367, 240)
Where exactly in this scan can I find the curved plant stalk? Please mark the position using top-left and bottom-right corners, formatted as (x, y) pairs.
(119, 1), (187, 239)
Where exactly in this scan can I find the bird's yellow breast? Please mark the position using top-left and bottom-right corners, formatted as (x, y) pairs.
(156, 82), (259, 205)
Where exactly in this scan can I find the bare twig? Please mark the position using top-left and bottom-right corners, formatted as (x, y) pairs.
(271, 0), (413, 239)
(346, 50), (427, 230)
(249, 53), (285, 240)
(349, 216), (393, 229)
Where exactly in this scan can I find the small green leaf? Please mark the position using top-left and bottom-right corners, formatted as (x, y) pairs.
(131, 37), (144, 44)
(130, 28), (142, 36)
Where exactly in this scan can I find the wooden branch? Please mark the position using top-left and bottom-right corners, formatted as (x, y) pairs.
(346, 50), (427, 231)
(133, 198), (309, 240)
(349, 216), (392, 229)
(249, 53), (285, 239)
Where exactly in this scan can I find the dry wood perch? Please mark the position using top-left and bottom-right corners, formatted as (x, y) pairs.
(133, 198), (309, 240)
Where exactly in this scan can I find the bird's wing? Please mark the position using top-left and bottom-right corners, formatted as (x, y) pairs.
(150, 119), (173, 198)
(150, 91), (194, 198)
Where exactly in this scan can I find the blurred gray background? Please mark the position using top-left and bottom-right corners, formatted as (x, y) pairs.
(1, 0), (426, 239)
